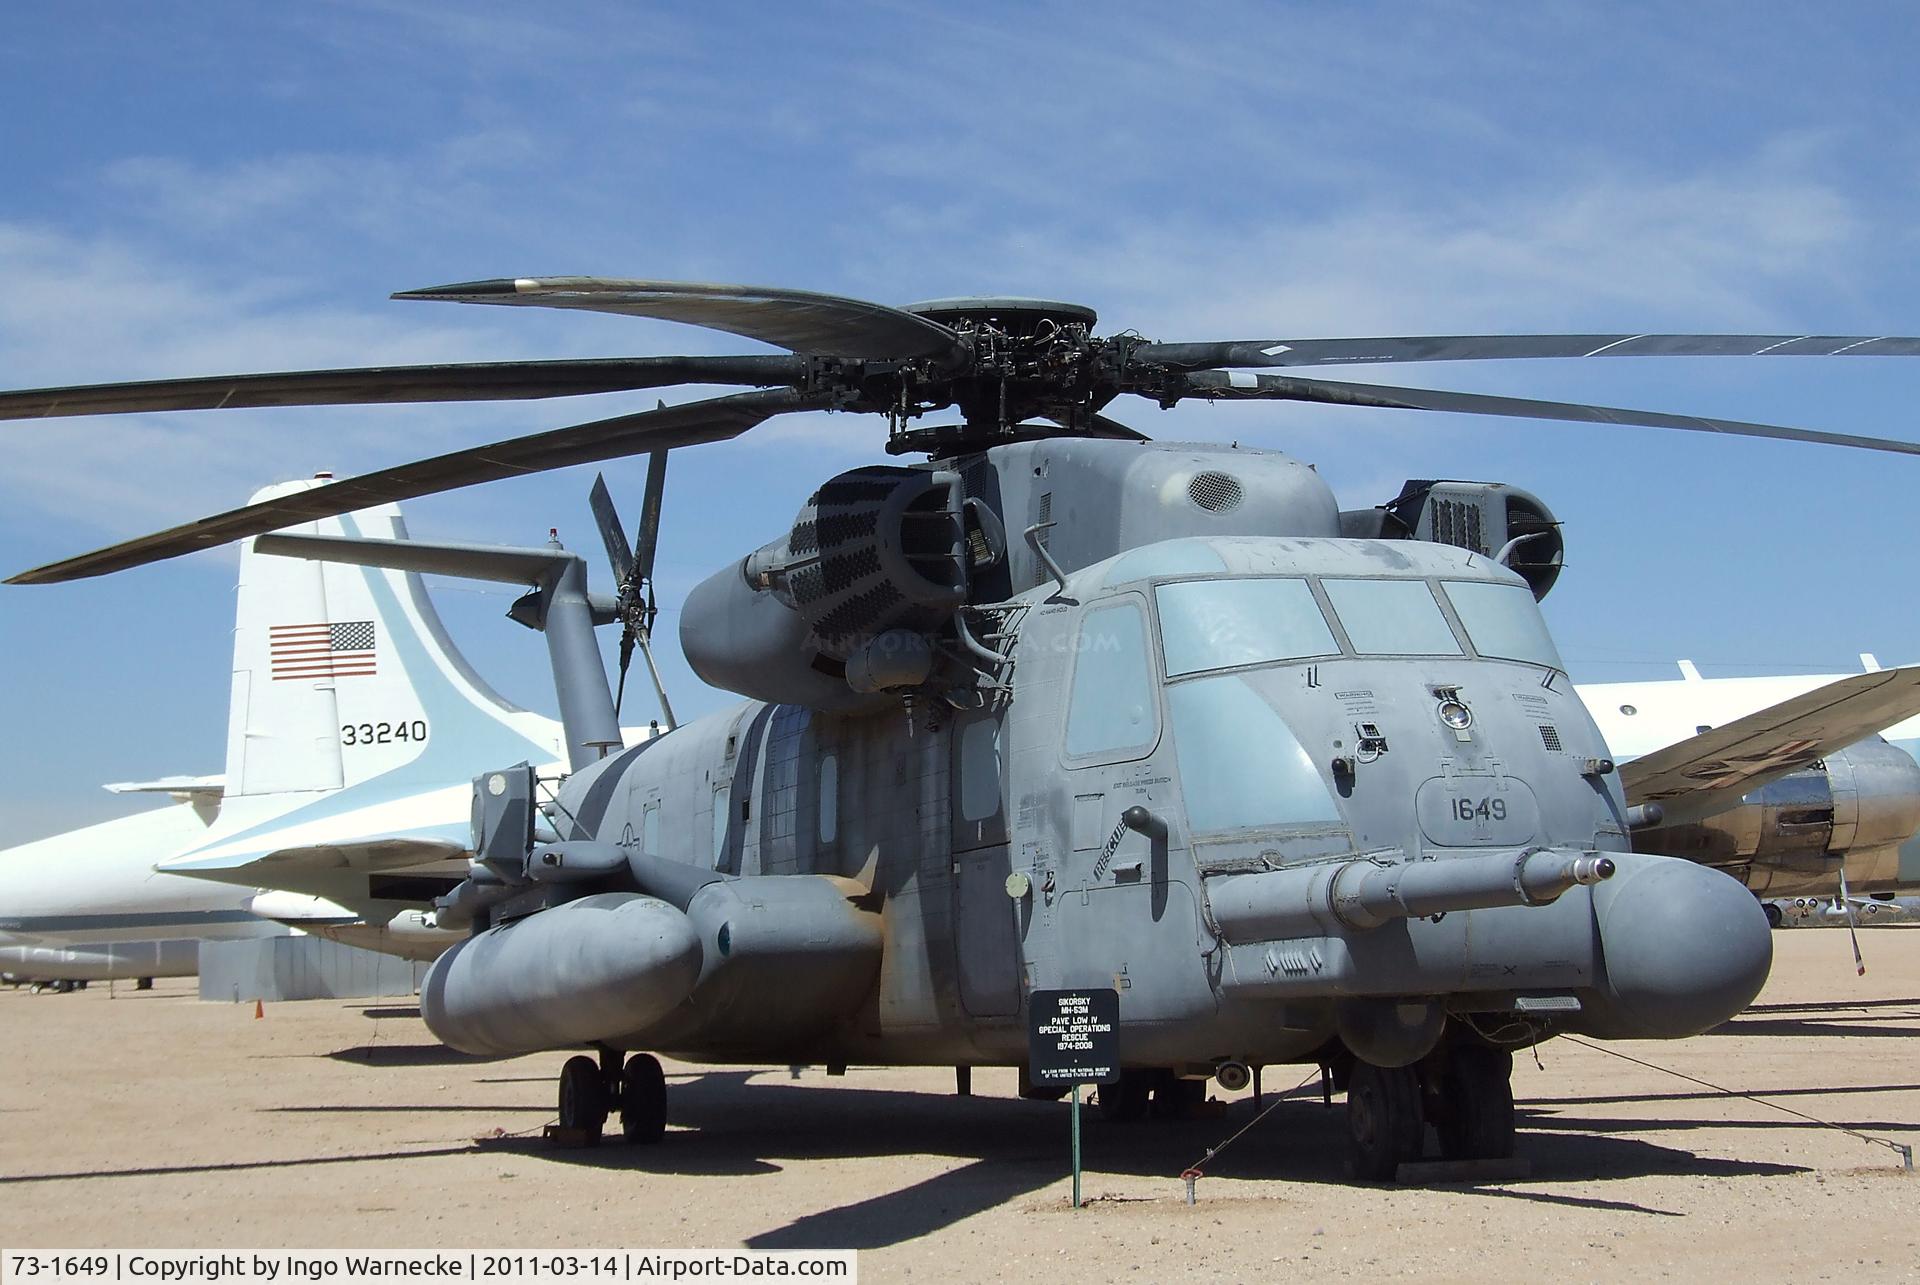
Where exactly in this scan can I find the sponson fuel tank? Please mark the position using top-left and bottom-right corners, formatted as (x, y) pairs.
(422, 893), (701, 1056)
(421, 871), (885, 1058)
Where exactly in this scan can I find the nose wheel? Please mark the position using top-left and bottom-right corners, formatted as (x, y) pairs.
(1345, 1061), (1424, 1181)
(1431, 1044), (1515, 1161)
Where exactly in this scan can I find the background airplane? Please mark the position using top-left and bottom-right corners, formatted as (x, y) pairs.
(1766, 893), (1920, 928)
(0, 477), (582, 983)
(1584, 658), (1920, 895)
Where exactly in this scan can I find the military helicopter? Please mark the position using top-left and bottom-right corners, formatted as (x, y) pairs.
(9, 280), (1920, 1180)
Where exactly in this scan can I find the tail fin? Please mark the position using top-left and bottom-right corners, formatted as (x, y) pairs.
(225, 477), (561, 797)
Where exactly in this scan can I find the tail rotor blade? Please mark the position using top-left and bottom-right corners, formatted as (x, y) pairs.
(632, 450), (669, 589)
(588, 473), (635, 586)
(613, 630), (636, 721)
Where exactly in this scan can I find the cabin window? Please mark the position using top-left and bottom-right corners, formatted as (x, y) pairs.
(1441, 579), (1564, 670)
(1156, 577), (1338, 676)
(1169, 675), (1342, 831)
(1064, 599), (1158, 761)
(818, 754), (838, 844)
(711, 784), (730, 867)
(1320, 578), (1462, 656)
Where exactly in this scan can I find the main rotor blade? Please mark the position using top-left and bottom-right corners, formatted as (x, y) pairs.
(1171, 371), (1920, 456)
(396, 278), (967, 364)
(632, 449), (669, 588)
(8, 388), (822, 585)
(1139, 333), (1920, 371)
(0, 356), (805, 422)
(588, 472), (635, 585)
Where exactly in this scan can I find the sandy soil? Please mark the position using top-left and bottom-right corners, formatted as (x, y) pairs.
(1, 929), (1917, 1282)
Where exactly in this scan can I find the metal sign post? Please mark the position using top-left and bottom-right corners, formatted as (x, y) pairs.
(1027, 988), (1120, 1210)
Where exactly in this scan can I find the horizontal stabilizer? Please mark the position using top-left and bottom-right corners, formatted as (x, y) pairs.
(254, 532), (573, 586)
(1623, 665), (1920, 825)
(103, 774), (225, 801)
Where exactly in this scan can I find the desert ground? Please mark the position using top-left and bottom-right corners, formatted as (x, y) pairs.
(1, 929), (1916, 1282)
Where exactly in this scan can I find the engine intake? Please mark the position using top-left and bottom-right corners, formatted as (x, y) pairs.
(1346, 480), (1565, 599)
(776, 466), (967, 656)
(683, 466), (976, 709)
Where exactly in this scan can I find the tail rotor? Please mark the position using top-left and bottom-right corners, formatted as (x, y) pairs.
(589, 453), (677, 730)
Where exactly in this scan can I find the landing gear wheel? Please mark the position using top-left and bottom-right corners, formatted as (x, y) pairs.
(1097, 1069), (1152, 1122)
(1150, 1072), (1206, 1120)
(1435, 1045), (1515, 1161)
(558, 1055), (608, 1138)
(1346, 1061), (1424, 1181)
(619, 1053), (667, 1144)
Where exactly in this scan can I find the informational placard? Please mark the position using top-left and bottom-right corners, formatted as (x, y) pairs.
(1027, 988), (1120, 1085)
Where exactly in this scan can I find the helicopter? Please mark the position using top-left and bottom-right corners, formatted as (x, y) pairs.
(9, 279), (1920, 1180)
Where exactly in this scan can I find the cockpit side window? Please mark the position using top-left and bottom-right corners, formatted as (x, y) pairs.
(1442, 579), (1564, 670)
(1319, 578), (1463, 656)
(1064, 599), (1159, 762)
(1156, 577), (1339, 677)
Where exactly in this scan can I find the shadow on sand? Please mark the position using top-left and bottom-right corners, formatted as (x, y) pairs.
(469, 1071), (1806, 1247)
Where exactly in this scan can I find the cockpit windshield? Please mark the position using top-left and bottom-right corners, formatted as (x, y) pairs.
(1319, 578), (1461, 656)
(1151, 574), (1561, 675)
(1442, 579), (1563, 669)
(1158, 578), (1338, 676)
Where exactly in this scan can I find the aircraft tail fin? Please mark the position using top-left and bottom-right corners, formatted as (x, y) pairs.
(225, 477), (560, 797)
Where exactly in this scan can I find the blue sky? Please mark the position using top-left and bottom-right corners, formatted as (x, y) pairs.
(5, 2), (1920, 840)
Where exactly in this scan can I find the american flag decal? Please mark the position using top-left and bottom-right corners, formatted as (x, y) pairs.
(270, 621), (377, 680)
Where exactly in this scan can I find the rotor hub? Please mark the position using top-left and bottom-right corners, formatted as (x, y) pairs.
(900, 297), (1098, 337)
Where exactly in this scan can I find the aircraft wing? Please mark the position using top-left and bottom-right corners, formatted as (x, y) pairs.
(1622, 665), (1920, 826)
(160, 830), (470, 906)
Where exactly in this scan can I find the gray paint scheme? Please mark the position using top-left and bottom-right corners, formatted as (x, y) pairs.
(396, 439), (1771, 1079)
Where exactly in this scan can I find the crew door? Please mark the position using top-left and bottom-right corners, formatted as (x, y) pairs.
(951, 707), (1020, 1016)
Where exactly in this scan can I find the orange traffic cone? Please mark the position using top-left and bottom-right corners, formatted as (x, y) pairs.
(254, 998), (264, 1019)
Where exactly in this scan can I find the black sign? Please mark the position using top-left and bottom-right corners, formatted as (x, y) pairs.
(1027, 988), (1120, 1085)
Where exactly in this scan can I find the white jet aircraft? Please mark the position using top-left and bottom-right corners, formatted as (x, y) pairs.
(0, 477), (599, 984)
(1582, 657), (1920, 897)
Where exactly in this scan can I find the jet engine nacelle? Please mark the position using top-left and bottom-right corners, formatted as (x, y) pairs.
(1634, 737), (1920, 894)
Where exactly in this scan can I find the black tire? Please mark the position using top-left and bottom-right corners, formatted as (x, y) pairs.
(1097, 1069), (1152, 1122)
(558, 1055), (608, 1136)
(1347, 1061), (1424, 1181)
(620, 1054), (668, 1144)
(1436, 1044), (1515, 1161)
(1763, 902), (1784, 929)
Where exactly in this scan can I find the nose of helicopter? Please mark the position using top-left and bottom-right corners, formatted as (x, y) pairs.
(1584, 853), (1773, 1038)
